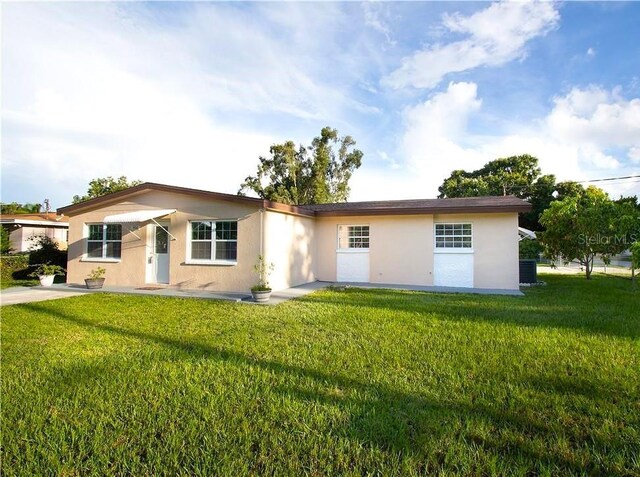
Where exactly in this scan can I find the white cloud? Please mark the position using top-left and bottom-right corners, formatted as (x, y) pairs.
(576, 146), (620, 170)
(398, 82), (484, 196)
(587, 47), (596, 57)
(376, 150), (401, 169)
(1, 2), (376, 207)
(546, 85), (640, 147)
(363, 2), (396, 46)
(384, 0), (559, 89)
(386, 82), (640, 201)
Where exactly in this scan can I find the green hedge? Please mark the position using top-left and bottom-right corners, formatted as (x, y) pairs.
(1, 254), (32, 281)
(1, 249), (68, 283)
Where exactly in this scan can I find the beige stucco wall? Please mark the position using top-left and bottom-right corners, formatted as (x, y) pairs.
(67, 190), (262, 291)
(316, 212), (519, 290)
(434, 212), (520, 290)
(263, 210), (316, 290)
(315, 215), (435, 285)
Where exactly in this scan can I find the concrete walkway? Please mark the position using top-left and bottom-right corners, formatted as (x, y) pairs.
(0, 281), (329, 306)
(1, 280), (521, 307)
(330, 282), (524, 296)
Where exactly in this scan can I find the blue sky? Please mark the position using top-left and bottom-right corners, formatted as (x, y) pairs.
(2, 1), (639, 210)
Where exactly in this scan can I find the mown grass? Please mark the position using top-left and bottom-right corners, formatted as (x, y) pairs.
(1, 274), (638, 476)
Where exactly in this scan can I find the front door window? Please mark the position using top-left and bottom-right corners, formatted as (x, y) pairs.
(155, 226), (168, 254)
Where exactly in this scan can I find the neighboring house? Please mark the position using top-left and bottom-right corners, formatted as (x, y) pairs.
(58, 182), (531, 292)
(0, 213), (69, 252)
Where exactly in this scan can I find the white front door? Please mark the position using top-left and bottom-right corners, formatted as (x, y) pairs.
(153, 223), (170, 284)
(434, 253), (474, 288)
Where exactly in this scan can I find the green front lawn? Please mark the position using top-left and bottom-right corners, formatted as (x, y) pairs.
(1, 274), (638, 476)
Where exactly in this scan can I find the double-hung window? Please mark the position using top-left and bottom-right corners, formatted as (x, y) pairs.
(190, 220), (237, 262)
(87, 224), (122, 259)
(338, 225), (370, 249)
(435, 223), (472, 249)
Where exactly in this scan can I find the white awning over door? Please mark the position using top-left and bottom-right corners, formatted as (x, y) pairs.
(103, 209), (176, 224)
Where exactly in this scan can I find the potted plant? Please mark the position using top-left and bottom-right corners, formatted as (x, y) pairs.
(251, 255), (275, 303)
(29, 262), (65, 287)
(85, 267), (106, 289)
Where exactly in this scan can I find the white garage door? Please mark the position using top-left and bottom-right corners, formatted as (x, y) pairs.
(337, 251), (370, 282)
(434, 253), (474, 288)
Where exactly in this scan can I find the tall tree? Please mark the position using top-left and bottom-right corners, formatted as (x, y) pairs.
(238, 127), (363, 205)
(438, 155), (544, 198)
(438, 155), (585, 230)
(555, 180), (585, 201)
(538, 186), (630, 279)
(72, 176), (143, 204)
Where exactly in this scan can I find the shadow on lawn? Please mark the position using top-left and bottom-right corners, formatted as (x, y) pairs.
(298, 284), (639, 340)
(22, 302), (636, 475)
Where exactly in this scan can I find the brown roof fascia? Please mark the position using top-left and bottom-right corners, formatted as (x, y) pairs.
(312, 204), (532, 217)
(57, 182), (265, 216)
(263, 201), (315, 218)
(57, 182), (531, 218)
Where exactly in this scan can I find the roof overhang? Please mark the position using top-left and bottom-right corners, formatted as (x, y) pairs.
(103, 209), (176, 224)
(0, 219), (69, 227)
(57, 183), (265, 216)
(312, 205), (532, 217)
(57, 182), (532, 219)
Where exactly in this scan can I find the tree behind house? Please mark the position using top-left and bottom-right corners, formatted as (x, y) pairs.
(436, 155), (594, 232)
(437, 155), (562, 230)
(238, 127), (363, 205)
(72, 176), (142, 204)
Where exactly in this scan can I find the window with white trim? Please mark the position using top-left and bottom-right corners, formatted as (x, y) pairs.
(435, 223), (472, 249)
(338, 225), (370, 249)
(87, 224), (122, 259)
(190, 220), (238, 262)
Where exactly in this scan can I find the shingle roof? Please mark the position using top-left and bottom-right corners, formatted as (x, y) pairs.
(58, 182), (530, 217)
(299, 195), (531, 216)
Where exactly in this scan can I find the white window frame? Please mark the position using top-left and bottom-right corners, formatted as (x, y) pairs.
(337, 224), (370, 252)
(82, 223), (122, 262)
(434, 222), (473, 253)
(186, 220), (238, 265)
